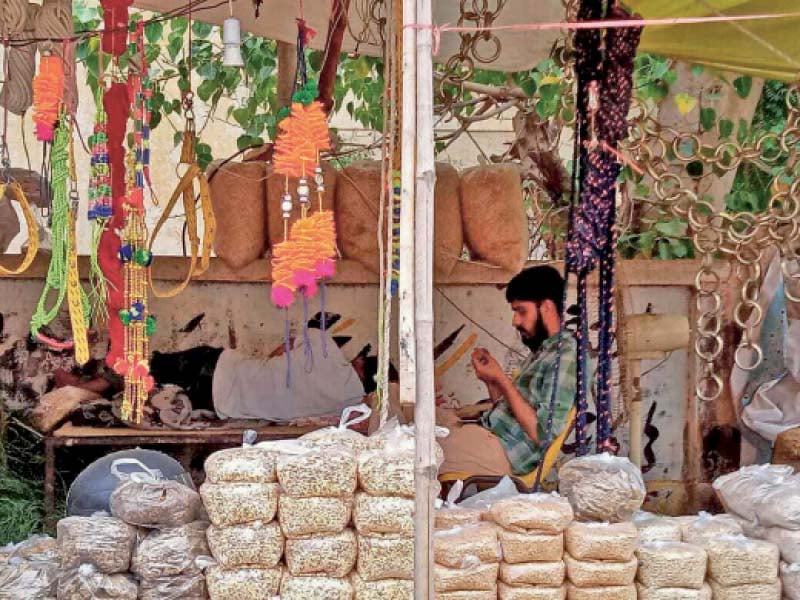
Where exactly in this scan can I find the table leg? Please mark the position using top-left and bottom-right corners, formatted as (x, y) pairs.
(43, 437), (56, 533)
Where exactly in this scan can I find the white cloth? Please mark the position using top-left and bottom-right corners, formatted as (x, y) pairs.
(212, 330), (366, 422)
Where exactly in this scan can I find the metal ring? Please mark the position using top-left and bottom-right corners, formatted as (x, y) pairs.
(695, 334), (723, 362)
(733, 300), (763, 328)
(734, 343), (764, 371)
(696, 373), (724, 402)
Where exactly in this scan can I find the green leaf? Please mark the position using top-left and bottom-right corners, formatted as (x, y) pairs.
(669, 240), (689, 258)
(657, 240), (672, 260)
(237, 135), (264, 151)
(654, 219), (687, 237)
(718, 118), (734, 138)
(167, 32), (184, 61)
(192, 21), (214, 39)
(662, 69), (678, 86)
(170, 17), (189, 37)
(700, 107), (716, 132)
(691, 64), (705, 77)
(197, 79), (218, 102)
(145, 21), (163, 45)
(737, 118), (749, 144)
(733, 75), (753, 98)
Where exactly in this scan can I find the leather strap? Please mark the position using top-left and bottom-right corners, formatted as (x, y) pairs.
(0, 182), (40, 276)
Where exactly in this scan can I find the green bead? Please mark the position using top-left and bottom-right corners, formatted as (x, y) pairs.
(119, 310), (131, 326)
(134, 248), (152, 267)
(146, 315), (157, 337)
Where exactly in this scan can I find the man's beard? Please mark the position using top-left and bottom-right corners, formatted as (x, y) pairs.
(518, 317), (549, 352)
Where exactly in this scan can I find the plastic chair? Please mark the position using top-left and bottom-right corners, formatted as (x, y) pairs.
(439, 406), (576, 501)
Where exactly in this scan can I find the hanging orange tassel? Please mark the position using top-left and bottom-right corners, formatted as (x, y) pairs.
(32, 55), (65, 142)
(273, 101), (331, 178)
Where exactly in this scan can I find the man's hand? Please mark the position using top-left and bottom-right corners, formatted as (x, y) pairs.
(471, 348), (505, 384)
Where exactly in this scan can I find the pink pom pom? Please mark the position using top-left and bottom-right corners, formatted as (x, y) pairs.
(294, 269), (317, 289)
(301, 279), (319, 298)
(315, 258), (336, 279)
(36, 124), (55, 143)
(271, 285), (295, 308)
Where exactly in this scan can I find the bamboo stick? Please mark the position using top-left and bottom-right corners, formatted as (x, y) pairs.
(414, 0), (436, 595)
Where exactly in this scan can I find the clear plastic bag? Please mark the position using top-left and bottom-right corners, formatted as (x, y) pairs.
(681, 512), (743, 545)
(300, 404), (373, 454)
(279, 495), (352, 538)
(131, 521), (210, 579)
(754, 476), (800, 530)
(765, 527), (800, 564)
(433, 523), (501, 569)
(199, 482), (279, 526)
(705, 534), (780, 586)
(499, 561), (565, 587)
(498, 582), (566, 600)
(108, 459), (203, 528)
(206, 565), (282, 599)
(351, 571), (414, 600)
(205, 521), (284, 569)
(0, 557), (58, 599)
(712, 464), (793, 522)
(284, 529), (357, 578)
(565, 583), (636, 600)
(782, 562), (800, 600)
(498, 529), (563, 564)
(436, 591), (498, 600)
(459, 477), (519, 512)
(563, 555), (637, 587)
(558, 454), (645, 523)
(138, 573), (207, 600)
(357, 534), (415, 581)
(435, 481), (484, 531)
(354, 493), (414, 536)
(434, 562), (499, 593)
(635, 541), (707, 589)
(358, 449), (416, 499)
(631, 511), (683, 543)
(707, 580), (781, 600)
(635, 582), (711, 600)
(565, 522), (637, 561)
(8, 535), (57, 563)
(280, 574), (353, 600)
(276, 445), (357, 498)
(57, 564), (138, 600)
(488, 493), (573, 534)
(204, 446), (277, 484)
(57, 516), (137, 573)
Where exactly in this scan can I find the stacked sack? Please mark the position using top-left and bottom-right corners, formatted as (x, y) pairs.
(631, 511), (683, 543)
(563, 522), (638, 600)
(200, 446), (284, 599)
(702, 534), (781, 599)
(635, 541), (709, 599)
(488, 493), (574, 600)
(714, 464), (800, 598)
(433, 523), (501, 599)
(0, 535), (59, 599)
(108, 459), (208, 599)
(56, 516), (138, 599)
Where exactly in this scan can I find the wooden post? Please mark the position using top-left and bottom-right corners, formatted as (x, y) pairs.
(276, 41), (296, 110)
(413, 0), (436, 596)
(629, 360), (643, 468)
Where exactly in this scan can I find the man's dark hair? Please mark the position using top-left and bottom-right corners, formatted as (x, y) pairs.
(505, 265), (565, 316)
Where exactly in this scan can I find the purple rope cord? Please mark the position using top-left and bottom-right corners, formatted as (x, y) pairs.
(303, 294), (313, 372)
(320, 282), (328, 358)
(284, 309), (292, 388)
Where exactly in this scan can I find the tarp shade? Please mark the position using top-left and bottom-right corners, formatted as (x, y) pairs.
(131, 0), (800, 81)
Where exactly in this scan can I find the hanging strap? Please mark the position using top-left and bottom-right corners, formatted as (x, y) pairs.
(0, 182), (40, 276)
(147, 163), (216, 298)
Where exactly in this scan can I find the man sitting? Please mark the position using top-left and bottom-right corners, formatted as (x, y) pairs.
(438, 265), (578, 477)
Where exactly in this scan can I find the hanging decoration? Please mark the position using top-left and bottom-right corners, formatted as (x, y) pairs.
(270, 10), (334, 383)
(565, 2), (642, 455)
(31, 52), (64, 142)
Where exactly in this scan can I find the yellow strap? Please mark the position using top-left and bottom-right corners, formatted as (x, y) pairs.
(148, 164), (215, 298)
(66, 208), (89, 365)
(0, 182), (40, 276)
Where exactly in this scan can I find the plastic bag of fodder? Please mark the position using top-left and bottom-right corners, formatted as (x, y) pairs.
(436, 591), (498, 600)
(635, 582), (712, 600)
(434, 562), (500, 593)
(138, 573), (208, 600)
(204, 446), (277, 484)
(354, 493), (414, 536)
(631, 511), (683, 543)
(351, 571), (414, 600)
(280, 574), (354, 600)
(206, 565), (282, 600)
(705, 534), (780, 586)
(765, 527), (800, 564)
(565, 522), (638, 561)
(558, 454), (645, 523)
(284, 529), (357, 578)
(57, 516), (137, 573)
(435, 481), (484, 531)
(131, 521), (210, 579)
(57, 564), (138, 600)
(498, 529), (564, 564)
(279, 495), (353, 538)
(681, 512), (743, 545)
(199, 481), (279, 526)
(434, 523), (501, 569)
(357, 534), (415, 581)
(635, 541), (707, 589)
(499, 561), (565, 587)
(108, 459), (203, 528)
(299, 404), (372, 455)
(276, 443), (357, 498)
(712, 464), (793, 522)
(206, 521), (284, 569)
(565, 583), (636, 600)
(753, 476), (800, 530)
(782, 563), (800, 600)
(563, 555), (637, 587)
(8, 535), (57, 563)
(498, 582), (567, 600)
(707, 579), (782, 600)
(488, 493), (574, 534)
(0, 557), (58, 599)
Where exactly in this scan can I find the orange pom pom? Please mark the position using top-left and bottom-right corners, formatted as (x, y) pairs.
(273, 101), (331, 178)
(33, 55), (65, 142)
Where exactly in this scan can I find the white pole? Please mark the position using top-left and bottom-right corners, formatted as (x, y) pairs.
(413, 0), (436, 596)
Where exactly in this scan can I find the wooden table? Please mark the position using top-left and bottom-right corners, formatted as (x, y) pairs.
(44, 422), (317, 530)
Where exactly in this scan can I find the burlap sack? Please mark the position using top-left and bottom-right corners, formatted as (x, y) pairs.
(336, 161), (463, 277)
(266, 161), (338, 250)
(460, 164), (527, 272)
(208, 160), (267, 270)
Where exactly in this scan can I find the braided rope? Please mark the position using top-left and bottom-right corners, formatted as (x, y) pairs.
(0, 0), (27, 37)
(0, 4), (38, 116)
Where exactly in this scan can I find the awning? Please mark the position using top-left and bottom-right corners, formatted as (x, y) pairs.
(131, 0), (800, 81)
